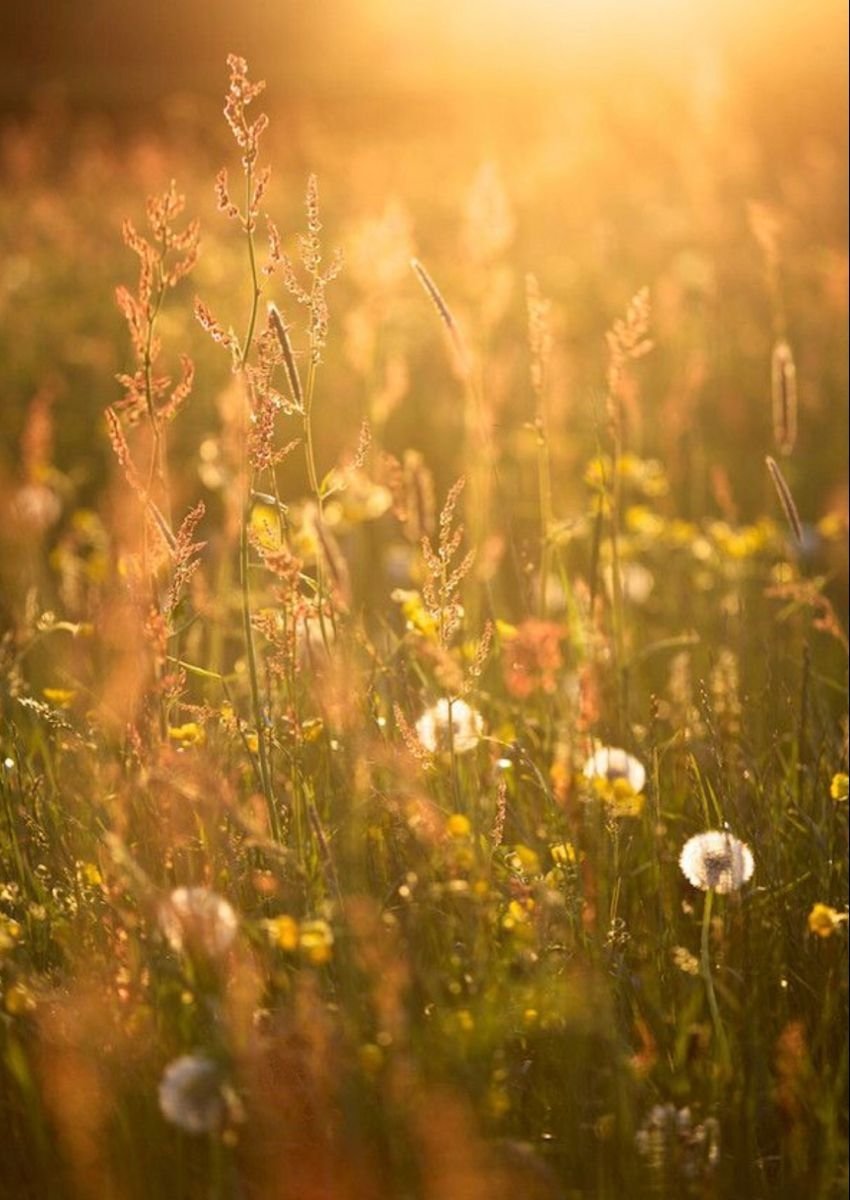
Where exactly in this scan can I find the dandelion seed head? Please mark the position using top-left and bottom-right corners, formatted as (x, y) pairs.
(415, 698), (483, 755)
(678, 830), (754, 893)
(159, 887), (238, 958)
(582, 746), (646, 794)
(158, 1054), (227, 1134)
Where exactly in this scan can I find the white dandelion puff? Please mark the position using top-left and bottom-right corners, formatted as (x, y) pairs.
(158, 1055), (228, 1134)
(582, 746), (647, 794)
(679, 830), (754, 894)
(603, 561), (655, 606)
(159, 887), (238, 958)
(415, 698), (484, 756)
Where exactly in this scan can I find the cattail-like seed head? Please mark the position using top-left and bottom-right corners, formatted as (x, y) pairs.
(410, 258), (471, 377)
(771, 339), (797, 456)
(267, 302), (304, 413)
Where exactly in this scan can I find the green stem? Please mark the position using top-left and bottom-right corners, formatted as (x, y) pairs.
(237, 161), (278, 839)
(239, 165), (262, 370)
(608, 423), (627, 736)
(701, 888), (731, 1074)
(536, 411), (554, 618)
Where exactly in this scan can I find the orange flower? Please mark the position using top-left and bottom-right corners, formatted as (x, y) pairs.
(502, 619), (565, 699)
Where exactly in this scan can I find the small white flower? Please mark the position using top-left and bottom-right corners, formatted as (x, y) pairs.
(582, 746), (646, 794)
(158, 1054), (227, 1134)
(679, 830), (754, 894)
(159, 887), (238, 958)
(415, 698), (484, 755)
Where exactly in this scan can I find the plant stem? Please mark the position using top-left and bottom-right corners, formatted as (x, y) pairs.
(701, 887), (731, 1074)
(237, 161), (278, 839)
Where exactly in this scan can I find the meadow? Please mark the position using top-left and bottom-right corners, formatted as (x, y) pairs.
(0, 20), (847, 1200)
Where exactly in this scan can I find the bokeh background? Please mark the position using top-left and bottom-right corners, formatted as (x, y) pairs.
(1, 0), (847, 575)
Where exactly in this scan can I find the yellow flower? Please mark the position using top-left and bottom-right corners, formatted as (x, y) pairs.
(264, 915), (300, 952)
(830, 773), (849, 802)
(807, 903), (846, 939)
(550, 842), (577, 867)
(502, 898), (535, 932)
(666, 518), (699, 546)
(42, 688), (76, 708)
(391, 589), (439, 639)
(77, 861), (102, 888)
(583, 747), (646, 817)
(299, 919), (334, 965)
(604, 777), (645, 818)
(626, 505), (666, 539)
(168, 722), (206, 747)
(446, 813), (472, 839)
(509, 844), (541, 875)
(817, 512), (845, 541)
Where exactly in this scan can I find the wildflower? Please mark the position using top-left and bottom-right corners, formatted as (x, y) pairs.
(507, 844), (541, 876)
(830, 773), (849, 802)
(807, 903), (847, 939)
(446, 813), (472, 839)
(76, 861), (102, 888)
(583, 746), (646, 794)
(392, 588), (439, 639)
(582, 746), (646, 815)
(298, 918), (334, 965)
(263, 914), (299, 951)
(42, 688), (76, 708)
(415, 698), (484, 755)
(550, 841), (577, 867)
(501, 618), (565, 699)
(502, 897), (535, 932)
(159, 887), (238, 958)
(678, 831), (754, 894)
(158, 1054), (232, 1134)
(672, 945), (700, 976)
(168, 722), (206, 748)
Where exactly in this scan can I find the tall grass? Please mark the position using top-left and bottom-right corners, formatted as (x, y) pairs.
(0, 53), (847, 1200)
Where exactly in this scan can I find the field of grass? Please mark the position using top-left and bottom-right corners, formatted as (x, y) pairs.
(0, 22), (847, 1200)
